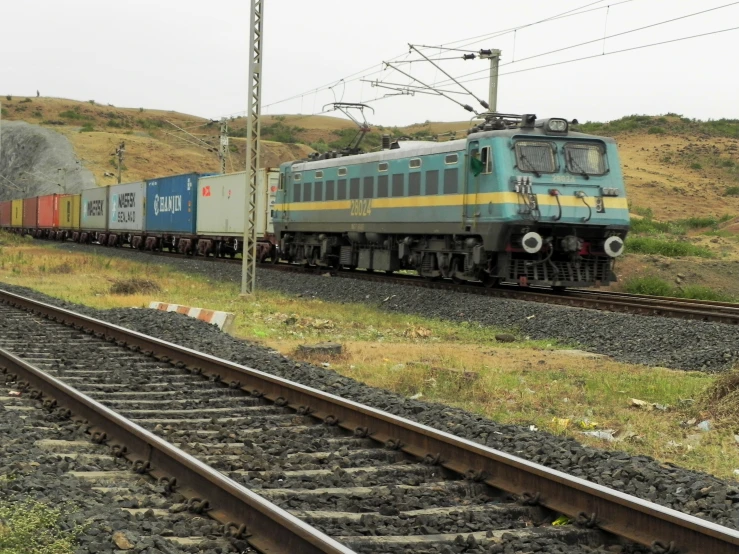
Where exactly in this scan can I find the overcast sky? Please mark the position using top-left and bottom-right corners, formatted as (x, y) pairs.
(1, 0), (737, 127)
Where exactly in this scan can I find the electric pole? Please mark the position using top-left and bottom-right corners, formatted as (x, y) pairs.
(115, 141), (125, 184)
(241, 0), (263, 296)
(479, 49), (501, 113)
(219, 118), (228, 174)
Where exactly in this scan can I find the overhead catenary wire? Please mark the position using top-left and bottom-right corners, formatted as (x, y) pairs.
(432, 0), (739, 88)
(456, 25), (739, 84)
(252, 0), (630, 115)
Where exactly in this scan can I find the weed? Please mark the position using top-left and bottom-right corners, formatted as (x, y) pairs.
(690, 162), (703, 170)
(0, 499), (79, 553)
(110, 278), (161, 295)
(725, 186), (739, 196)
(648, 126), (665, 134)
(626, 236), (714, 258)
(20, 98), (32, 103)
(50, 262), (74, 274)
(624, 275), (733, 301)
(80, 123), (95, 133)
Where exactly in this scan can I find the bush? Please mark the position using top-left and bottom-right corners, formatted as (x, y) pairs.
(20, 98), (32, 103)
(690, 162), (703, 170)
(626, 236), (714, 258)
(725, 186), (739, 196)
(4, 94), (10, 101)
(59, 110), (92, 121)
(88, 99), (95, 105)
(648, 126), (665, 134)
(79, 124), (95, 133)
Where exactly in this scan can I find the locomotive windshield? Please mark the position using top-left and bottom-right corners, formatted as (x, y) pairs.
(514, 141), (557, 174)
(564, 143), (607, 176)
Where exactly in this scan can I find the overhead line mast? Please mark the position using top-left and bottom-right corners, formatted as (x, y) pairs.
(241, 0), (263, 296)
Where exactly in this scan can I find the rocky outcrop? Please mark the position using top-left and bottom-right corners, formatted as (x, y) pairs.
(0, 121), (95, 201)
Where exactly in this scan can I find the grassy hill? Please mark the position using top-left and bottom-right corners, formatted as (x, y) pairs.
(3, 97), (739, 297)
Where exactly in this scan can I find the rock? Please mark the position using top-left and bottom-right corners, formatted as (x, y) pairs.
(494, 333), (516, 343)
(297, 342), (343, 356)
(112, 531), (134, 550)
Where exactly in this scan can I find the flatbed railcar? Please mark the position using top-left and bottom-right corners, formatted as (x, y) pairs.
(273, 114), (629, 288)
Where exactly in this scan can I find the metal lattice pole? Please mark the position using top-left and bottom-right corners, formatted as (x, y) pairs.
(241, 0), (263, 296)
(219, 118), (228, 174)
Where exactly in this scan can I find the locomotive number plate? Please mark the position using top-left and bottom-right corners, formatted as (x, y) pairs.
(350, 199), (372, 217)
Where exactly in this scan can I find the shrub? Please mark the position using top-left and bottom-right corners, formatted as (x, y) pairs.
(139, 107), (144, 112)
(690, 162), (703, 170)
(4, 94), (10, 101)
(59, 110), (92, 121)
(110, 278), (160, 295)
(648, 126), (665, 134)
(623, 275), (674, 296)
(626, 236), (713, 258)
(725, 186), (739, 196)
(20, 97), (32, 103)
(79, 124), (95, 133)
(88, 99), (95, 105)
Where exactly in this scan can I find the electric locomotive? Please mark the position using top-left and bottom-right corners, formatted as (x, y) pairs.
(272, 113), (628, 288)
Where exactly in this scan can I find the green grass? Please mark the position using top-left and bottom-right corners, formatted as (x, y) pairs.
(725, 186), (739, 196)
(624, 275), (733, 301)
(630, 211), (732, 236)
(0, 499), (79, 553)
(626, 236), (714, 258)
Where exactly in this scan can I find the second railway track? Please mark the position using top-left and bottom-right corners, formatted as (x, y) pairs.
(2, 288), (739, 553)
(45, 240), (739, 325)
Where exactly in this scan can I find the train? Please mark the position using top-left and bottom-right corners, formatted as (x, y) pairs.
(0, 113), (629, 288)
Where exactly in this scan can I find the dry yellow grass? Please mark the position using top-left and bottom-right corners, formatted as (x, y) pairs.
(1, 235), (738, 479)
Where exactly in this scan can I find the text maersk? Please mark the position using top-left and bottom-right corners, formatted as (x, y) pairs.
(154, 194), (182, 216)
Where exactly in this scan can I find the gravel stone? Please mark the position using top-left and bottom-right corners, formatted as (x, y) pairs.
(48, 243), (739, 372)
(2, 280), (738, 535)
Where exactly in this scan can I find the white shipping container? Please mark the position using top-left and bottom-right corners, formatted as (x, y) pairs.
(196, 170), (276, 237)
(80, 187), (108, 231)
(108, 181), (146, 232)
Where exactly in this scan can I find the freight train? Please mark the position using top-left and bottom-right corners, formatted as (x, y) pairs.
(0, 113), (629, 288)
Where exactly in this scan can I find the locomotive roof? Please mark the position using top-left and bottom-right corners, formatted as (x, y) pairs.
(288, 127), (615, 172)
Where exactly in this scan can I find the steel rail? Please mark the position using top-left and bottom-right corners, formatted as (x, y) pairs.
(0, 346), (353, 554)
(2, 288), (739, 553)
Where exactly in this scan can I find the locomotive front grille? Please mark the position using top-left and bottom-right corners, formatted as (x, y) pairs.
(507, 256), (612, 285)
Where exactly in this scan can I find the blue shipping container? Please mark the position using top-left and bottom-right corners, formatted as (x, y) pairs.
(145, 173), (205, 234)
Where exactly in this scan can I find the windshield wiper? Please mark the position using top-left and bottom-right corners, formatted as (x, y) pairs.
(519, 153), (541, 178)
(568, 152), (590, 180)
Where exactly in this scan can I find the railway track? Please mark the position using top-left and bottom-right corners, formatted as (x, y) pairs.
(1, 288), (739, 553)
(43, 240), (739, 325)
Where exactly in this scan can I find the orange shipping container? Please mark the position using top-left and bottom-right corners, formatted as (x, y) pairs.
(11, 199), (23, 226)
(0, 201), (10, 227)
(37, 194), (60, 229)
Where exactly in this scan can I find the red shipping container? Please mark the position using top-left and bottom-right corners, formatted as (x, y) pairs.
(37, 194), (60, 229)
(23, 197), (39, 229)
(0, 201), (10, 227)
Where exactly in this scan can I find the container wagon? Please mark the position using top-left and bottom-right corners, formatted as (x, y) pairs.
(144, 172), (206, 254)
(57, 194), (81, 240)
(0, 201), (10, 228)
(80, 187), (108, 243)
(107, 181), (146, 247)
(23, 197), (38, 235)
(195, 169), (279, 260)
(11, 200), (23, 229)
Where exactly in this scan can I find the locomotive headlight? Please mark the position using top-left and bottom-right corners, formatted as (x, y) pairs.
(604, 236), (625, 257)
(522, 231), (544, 254)
(601, 187), (619, 197)
(547, 118), (568, 132)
